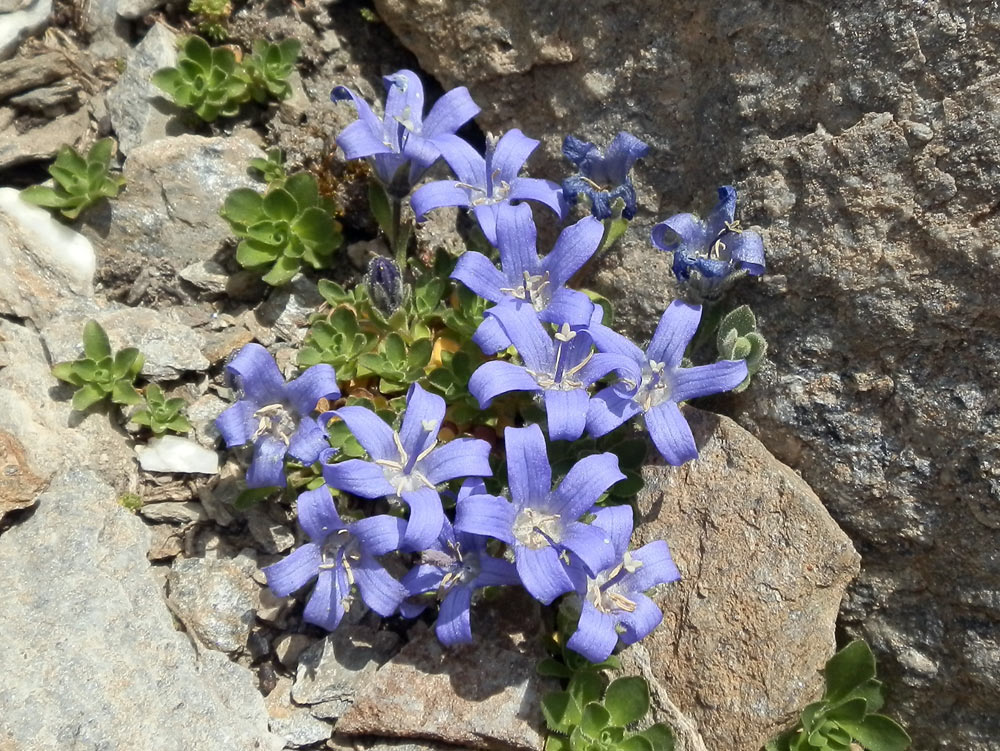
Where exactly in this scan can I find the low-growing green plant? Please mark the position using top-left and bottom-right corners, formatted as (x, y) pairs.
(131, 384), (192, 435)
(249, 148), (288, 186)
(118, 492), (143, 512)
(240, 39), (301, 103)
(188, 0), (231, 41)
(152, 36), (248, 122)
(717, 304), (767, 392)
(764, 641), (910, 751)
(358, 333), (432, 395)
(220, 172), (343, 285)
(298, 307), (378, 380)
(21, 139), (125, 220)
(51, 320), (144, 411)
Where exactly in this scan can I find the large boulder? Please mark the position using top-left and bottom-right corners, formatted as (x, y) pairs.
(371, 1), (1000, 745)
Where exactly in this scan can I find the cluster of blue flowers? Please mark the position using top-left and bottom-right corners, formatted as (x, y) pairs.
(216, 70), (766, 663)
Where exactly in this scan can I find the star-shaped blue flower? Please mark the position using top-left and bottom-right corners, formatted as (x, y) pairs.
(561, 132), (649, 220)
(332, 69), (480, 191)
(586, 301), (748, 465)
(215, 343), (340, 488)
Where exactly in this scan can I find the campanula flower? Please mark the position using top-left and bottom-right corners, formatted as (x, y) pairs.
(564, 505), (681, 662)
(455, 424), (624, 604)
(586, 301), (748, 465)
(263, 484), (409, 630)
(320, 383), (492, 551)
(651, 186), (765, 300)
(331, 70), (480, 193)
(452, 203), (601, 353)
(562, 132), (649, 220)
(410, 129), (564, 245)
(400, 481), (520, 646)
(469, 304), (634, 441)
(215, 343), (340, 489)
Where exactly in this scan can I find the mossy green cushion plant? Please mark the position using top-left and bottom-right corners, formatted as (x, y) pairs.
(152, 35), (249, 122)
(21, 139), (125, 220)
(220, 172), (343, 285)
(50, 320), (144, 411)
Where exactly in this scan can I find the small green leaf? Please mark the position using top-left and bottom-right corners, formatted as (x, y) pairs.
(87, 138), (115, 167)
(604, 677), (649, 727)
(847, 679), (885, 713)
(293, 206), (335, 245)
(632, 723), (674, 751)
(51, 361), (82, 385)
(233, 485), (280, 510)
(568, 671), (604, 709)
(236, 239), (281, 268)
(824, 641), (877, 704)
(183, 35), (214, 70)
(545, 735), (571, 751)
(580, 702), (611, 739)
(72, 383), (107, 411)
(261, 254), (301, 286)
(111, 380), (142, 406)
(368, 180), (393, 240)
(617, 735), (654, 751)
(113, 347), (143, 379)
(536, 658), (573, 679)
(542, 691), (581, 735)
(384, 333), (406, 365)
(840, 715), (910, 751)
(82, 320), (112, 360)
(223, 188), (265, 225)
(826, 698), (866, 725)
(263, 188), (298, 221)
(19, 185), (68, 209)
(283, 172), (319, 209)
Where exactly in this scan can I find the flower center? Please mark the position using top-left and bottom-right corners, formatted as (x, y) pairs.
(532, 323), (593, 391)
(318, 529), (362, 611)
(635, 360), (671, 411)
(374, 425), (438, 495)
(430, 541), (481, 597)
(513, 507), (563, 550)
(500, 270), (552, 312)
(252, 403), (297, 444)
(586, 552), (643, 614)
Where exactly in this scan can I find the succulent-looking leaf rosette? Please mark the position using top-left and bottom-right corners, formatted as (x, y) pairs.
(215, 343), (340, 488)
(20, 139), (125, 220)
(152, 35), (249, 122)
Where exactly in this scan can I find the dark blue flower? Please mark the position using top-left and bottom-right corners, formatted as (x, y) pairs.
(365, 256), (404, 317)
(651, 186), (765, 300)
(320, 383), (492, 551)
(215, 343), (340, 489)
(586, 301), (748, 466)
(332, 70), (480, 192)
(410, 129), (564, 245)
(561, 132), (649, 220)
(263, 484), (409, 631)
(400, 481), (520, 646)
(454, 424), (624, 605)
(564, 505), (681, 662)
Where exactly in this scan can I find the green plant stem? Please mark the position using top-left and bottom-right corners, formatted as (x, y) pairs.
(685, 300), (725, 361)
(391, 197), (407, 270)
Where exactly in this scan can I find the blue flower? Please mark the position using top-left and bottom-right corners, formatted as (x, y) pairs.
(263, 484), (409, 631)
(332, 70), (480, 192)
(586, 301), (748, 465)
(651, 186), (765, 300)
(400, 480), (520, 646)
(451, 203), (601, 353)
(468, 304), (634, 441)
(410, 129), (564, 245)
(562, 132), (649, 220)
(215, 343), (340, 489)
(320, 383), (492, 551)
(455, 424), (624, 605)
(564, 505), (681, 663)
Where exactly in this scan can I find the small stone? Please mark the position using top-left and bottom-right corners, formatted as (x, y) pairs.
(255, 274), (323, 345)
(166, 556), (261, 654)
(256, 587), (290, 626)
(0, 0), (51, 61)
(179, 260), (230, 295)
(201, 324), (255, 366)
(138, 500), (209, 524)
(147, 523), (185, 560)
(246, 505), (296, 554)
(136, 436), (220, 475)
(0, 429), (45, 521)
(186, 392), (227, 449)
(265, 677), (333, 749)
(116, 0), (166, 19)
(0, 50), (72, 99)
(247, 628), (272, 663)
(274, 633), (315, 670)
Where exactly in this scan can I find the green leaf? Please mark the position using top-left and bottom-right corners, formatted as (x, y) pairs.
(317, 279), (350, 306)
(88, 138), (115, 167)
(144, 383), (164, 405)
(111, 380), (142, 406)
(542, 691), (581, 735)
(223, 188), (264, 225)
(112, 347), (143, 379)
(72, 383), (107, 411)
(631, 723), (674, 751)
(847, 679), (885, 713)
(233, 485), (280, 510)
(617, 735), (654, 751)
(384, 333), (406, 365)
(53, 144), (88, 174)
(824, 641), (877, 704)
(19, 185), (68, 209)
(236, 239), (281, 268)
(536, 658), (573, 679)
(283, 172), (319, 209)
(800, 702), (826, 733)
(545, 735), (572, 751)
(182, 35), (213, 70)
(580, 702), (611, 739)
(261, 254), (301, 286)
(407, 338), (433, 369)
(263, 188), (298, 221)
(293, 206), (335, 245)
(604, 677), (649, 727)
(568, 671), (604, 709)
(165, 415), (193, 434)
(826, 698), (867, 725)
(840, 715), (910, 751)
(277, 38), (301, 63)
(51, 361), (82, 385)
(82, 320), (112, 360)
(367, 180), (394, 241)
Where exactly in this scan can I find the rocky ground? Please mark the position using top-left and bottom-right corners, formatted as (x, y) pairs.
(0, 1), (991, 750)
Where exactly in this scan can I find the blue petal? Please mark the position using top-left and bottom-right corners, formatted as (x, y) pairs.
(383, 70), (425, 132)
(471, 203), (501, 247)
(287, 417), (330, 466)
(401, 562), (446, 597)
(436, 586), (474, 646)
(422, 86), (480, 139)
(489, 129), (538, 184)
(226, 343), (285, 405)
(515, 545), (574, 605)
(621, 540), (681, 592)
(454, 492), (516, 545)
(322, 458), (395, 498)
(560, 520), (618, 577)
(411, 180), (473, 221)
(670, 360), (748, 403)
(550, 452), (625, 520)
(296, 485), (344, 543)
(400, 487), (445, 551)
(590, 505), (634, 558)
(586, 387), (641, 438)
(562, 134), (594, 168)
(650, 213), (708, 254)
(566, 600), (619, 663)
(540, 215), (604, 290)
(647, 301), (702, 367)
(484, 303), (554, 372)
(540, 288), (597, 329)
(707, 185), (738, 239)
(452, 251), (506, 303)
(509, 177), (565, 220)
(645, 401), (697, 466)
(474, 555), (521, 588)
(587, 322), (644, 363)
(418, 437), (492, 485)
(543, 388), (588, 442)
(264, 542), (320, 597)
(472, 315), (512, 354)
(725, 230), (766, 275)
(215, 401), (254, 448)
(286, 364), (340, 417)
(603, 132), (649, 182)
(496, 203), (541, 280)
(435, 133), (486, 187)
(351, 514), (407, 556)
(398, 383), (445, 461)
(331, 406), (396, 462)
(247, 435), (287, 489)
(469, 360), (541, 408)
(503, 424), (552, 508)
(354, 553), (408, 616)
(617, 593), (663, 646)
(303, 567), (349, 631)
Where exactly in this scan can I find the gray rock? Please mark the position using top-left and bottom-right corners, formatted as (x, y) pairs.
(292, 625), (403, 720)
(0, 188), (95, 326)
(116, 0), (166, 19)
(245, 504), (296, 554)
(265, 677), (333, 749)
(0, 469), (283, 750)
(139, 500), (210, 524)
(166, 556), (261, 654)
(0, 50), (72, 100)
(256, 274), (324, 345)
(89, 134), (265, 274)
(43, 305), (209, 380)
(81, 0), (129, 58)
(632, 409), (859, 750)
(187, 392), (228, 448)
(0, 0), (50, 60)
(107, 22), (179, 155)
(274, 634), (316, 670)
(179, 259), (230, 295)
(329, 736), (473, 751)
(372, 2), (1000, 745)
(0, 104), (91, 170)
